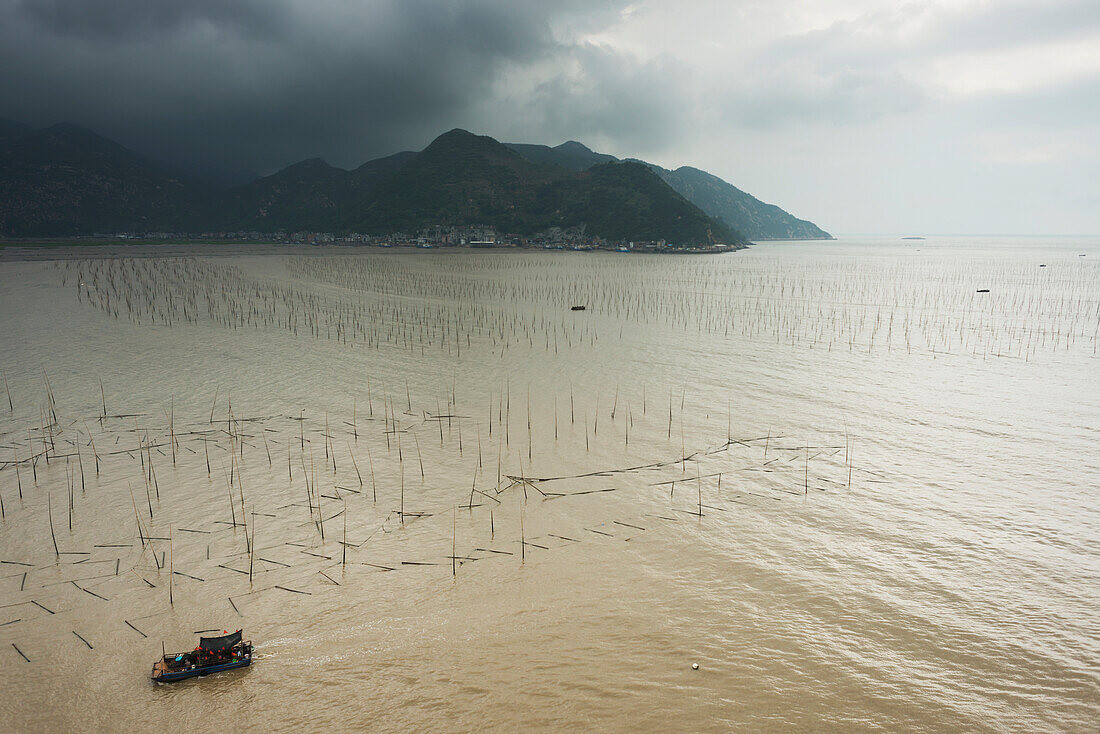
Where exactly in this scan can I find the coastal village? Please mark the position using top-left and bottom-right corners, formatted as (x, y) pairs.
(95, 224), (740, 253)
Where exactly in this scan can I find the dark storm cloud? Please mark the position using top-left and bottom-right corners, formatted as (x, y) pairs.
(16, 0), (279, 39)
(497, 44), (690, 154)
(0, 0), (633, 181)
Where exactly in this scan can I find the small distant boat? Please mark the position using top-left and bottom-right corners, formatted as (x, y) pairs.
(151, 629), (252, 683)
(976, 289), (990, 293)
(571, 305), (586, 311)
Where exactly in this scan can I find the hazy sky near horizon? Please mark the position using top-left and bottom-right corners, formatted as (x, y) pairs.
(1, 0), (1097, 234)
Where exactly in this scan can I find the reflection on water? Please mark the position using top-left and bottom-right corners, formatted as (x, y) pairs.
(0, 236), (1097, 732)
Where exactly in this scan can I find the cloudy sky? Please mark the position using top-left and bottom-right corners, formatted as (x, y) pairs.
(1, 0), (1097, 234)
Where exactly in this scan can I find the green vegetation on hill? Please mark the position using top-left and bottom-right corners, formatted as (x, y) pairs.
(0, 123), (212, 235)
(337, 130), (731, 243)
(342, 130), (563, 233)
(505, 141), (616, 172)
(0, 121), (783, 244)
(648, 165), (831, 241)
(537, 162), (731, 243)
(507, 139), (830, 240)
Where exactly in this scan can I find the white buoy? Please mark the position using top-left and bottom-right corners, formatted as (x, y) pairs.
(692, 663), (699, 670)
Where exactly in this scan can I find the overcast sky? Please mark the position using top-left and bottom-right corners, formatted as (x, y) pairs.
(2, 0), (1097, 234)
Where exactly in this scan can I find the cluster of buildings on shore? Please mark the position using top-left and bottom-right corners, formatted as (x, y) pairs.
(102, 225), (737, 253)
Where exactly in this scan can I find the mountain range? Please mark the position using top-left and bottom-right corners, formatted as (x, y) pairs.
(0, 120), (830, 243)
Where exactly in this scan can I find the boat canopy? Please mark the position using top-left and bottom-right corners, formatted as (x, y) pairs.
(199, 630), (242, 652)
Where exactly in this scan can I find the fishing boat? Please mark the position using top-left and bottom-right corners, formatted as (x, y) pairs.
(150, 629), (253, 683)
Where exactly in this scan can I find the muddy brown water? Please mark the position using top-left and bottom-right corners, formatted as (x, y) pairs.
(0, 236), (1097, 732)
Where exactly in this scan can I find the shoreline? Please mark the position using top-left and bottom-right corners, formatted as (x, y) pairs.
(0, 239), (746, 261)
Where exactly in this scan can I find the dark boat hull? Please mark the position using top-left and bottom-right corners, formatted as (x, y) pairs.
(151, 650), (252, 682)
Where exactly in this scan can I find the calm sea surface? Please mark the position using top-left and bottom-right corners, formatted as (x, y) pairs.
(0, 236), (1097, 732)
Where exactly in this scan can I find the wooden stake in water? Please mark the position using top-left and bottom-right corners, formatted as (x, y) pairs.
(83, 421), (99, 477)
(225, 469), (238, 527)
(249, 511), (256, 587)
(413, 433), (425, 479)
(67, 462), (73, 531)
(347, 441), (364, 487)
(170, 398), (176, 466)
(128, 482), (145, 546)
(365, 441), (377, 502)
(697, 466), (703, 517)
(13, 447), (22, 499)
(48, 491), (59, 561)
(668, 392), (673, 439)
(399, 432), (405, 526)
(168, 526), (174, 607)
(848, 445), (853, 491)
(804, 445), (809, 496)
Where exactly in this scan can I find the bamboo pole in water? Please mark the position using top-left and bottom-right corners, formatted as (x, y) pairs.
(47, 492), (59, 561)
(804, 445), (809, 496)
(365, 441), (377, 502)
(128, 482), (145, 547)
(13, 447), (21, 499)
(347, 441), (364, 487)
(67, 462), (73, 531)
(413, 433), (425, 479)
(225, 468), (238, 528)
(398, 430), (405, 526)
(170, 398), (176, 467)
(695, 464), (704, 517)
(249, 510), (255, 587)
(848, 445), (853, 491)
(83, 421), (99, 477)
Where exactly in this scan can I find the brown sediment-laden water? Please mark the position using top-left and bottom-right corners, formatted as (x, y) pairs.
(0, 236), (1097, 731)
